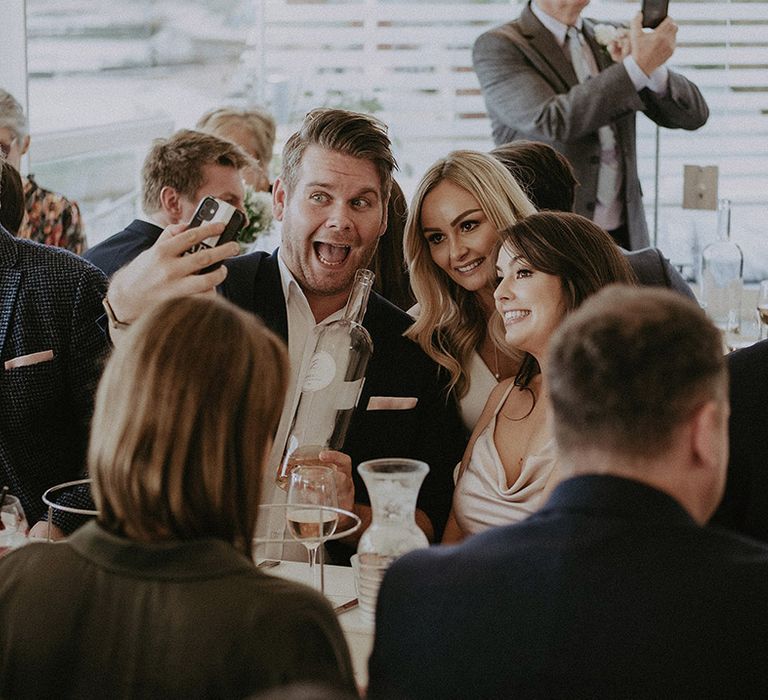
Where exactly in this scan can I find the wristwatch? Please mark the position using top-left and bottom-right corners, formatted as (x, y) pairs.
(102, 296), (131, 329)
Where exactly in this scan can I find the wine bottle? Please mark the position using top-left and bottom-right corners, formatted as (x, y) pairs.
(276, 269), (375, 488)
(700, 198), (744, 331)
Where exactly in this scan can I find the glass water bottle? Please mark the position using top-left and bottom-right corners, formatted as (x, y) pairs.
(700, 199), (744, 331)
(276, 269), (375, 488)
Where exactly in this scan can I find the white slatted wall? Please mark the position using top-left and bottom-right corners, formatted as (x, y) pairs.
(255, 0), (768, 267)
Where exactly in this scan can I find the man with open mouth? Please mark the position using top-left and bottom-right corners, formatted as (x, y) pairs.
(106, 108), (466, 563)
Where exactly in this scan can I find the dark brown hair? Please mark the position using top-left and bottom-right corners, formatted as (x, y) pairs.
(491, 140), (578, 213)
(370, 180), (415, 311)
(141, 129), (252, 214)
(548, 285), (727, 458)
(494, 212), (637, 386)
(0, 158), (25, 234)
(89, 295), (288, 559)
(280, 108), (397, 201)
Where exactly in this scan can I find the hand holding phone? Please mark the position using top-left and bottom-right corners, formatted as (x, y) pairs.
(186, 196), (246, 273)
(641, 0), (669, 29)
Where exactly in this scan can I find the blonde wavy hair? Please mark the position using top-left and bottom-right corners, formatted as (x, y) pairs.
(89, 295), (288, 559)
(404, 150), (536, 398)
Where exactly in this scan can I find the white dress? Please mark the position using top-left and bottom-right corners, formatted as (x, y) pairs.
(453, 383), (560, 537)
(406, 305), (499, 432)
(459, 352), (499, 432)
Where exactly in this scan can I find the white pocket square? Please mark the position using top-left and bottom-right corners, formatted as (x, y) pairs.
(366, 396), (418, 411)
(4, 349), (54, 370)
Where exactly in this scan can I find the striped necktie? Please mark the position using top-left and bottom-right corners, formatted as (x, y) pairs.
(566, 26), (621, 208)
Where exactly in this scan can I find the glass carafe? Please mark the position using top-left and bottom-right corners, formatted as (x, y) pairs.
(356, 458), (429, 620)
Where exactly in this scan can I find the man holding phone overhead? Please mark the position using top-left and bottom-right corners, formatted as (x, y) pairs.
(473, 0), (709, 250)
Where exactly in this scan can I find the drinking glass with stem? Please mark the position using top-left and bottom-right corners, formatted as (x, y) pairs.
(286, 465), (339, 592)
(757, 280), (768, 340)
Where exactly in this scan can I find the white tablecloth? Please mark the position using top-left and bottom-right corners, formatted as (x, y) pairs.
(265, 560), (374, 689)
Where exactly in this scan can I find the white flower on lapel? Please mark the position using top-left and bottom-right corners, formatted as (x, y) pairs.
(592, 23), (630, 62)
(593, 24), (619, 46)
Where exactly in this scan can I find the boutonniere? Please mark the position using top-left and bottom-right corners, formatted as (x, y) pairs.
(593, 23), (629, 62)
(237, 186), (274, 253)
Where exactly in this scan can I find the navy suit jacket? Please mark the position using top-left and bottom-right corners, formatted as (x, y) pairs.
(221, 251), (466, 541)
(83, 219), (163, 277)
(711, 339), (768, 541)
(369, 475), (768, 699)
(0, 227), (109, 531)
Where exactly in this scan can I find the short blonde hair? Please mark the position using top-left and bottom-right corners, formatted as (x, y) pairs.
(196, 107), (277, 167)
(405, 150), (536, 398)
(89, 295), (288, 558)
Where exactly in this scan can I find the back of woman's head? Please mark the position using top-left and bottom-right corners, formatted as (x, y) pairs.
(89, 295), (288, 558)
(490, 140), (578, 213)
(196, 106), (277, 167)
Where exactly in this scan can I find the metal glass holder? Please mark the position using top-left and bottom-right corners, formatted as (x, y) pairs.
(41, 478), (98, 541)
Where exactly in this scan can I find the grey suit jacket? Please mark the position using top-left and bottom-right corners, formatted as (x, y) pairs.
(473, 3), (709, 250)
(0, 227), (109, 532)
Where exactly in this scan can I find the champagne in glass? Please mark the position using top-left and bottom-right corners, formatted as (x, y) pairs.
(286, 466), (338, 592)
(0, 491), (28, 556)
(758, 281), (768, 340)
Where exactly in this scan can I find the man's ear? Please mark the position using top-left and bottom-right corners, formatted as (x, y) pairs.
(272, 177), (286, 221)
(159, 186), (184, 224)
(690, 399), (728, 473)
(19, 135), (30, 157)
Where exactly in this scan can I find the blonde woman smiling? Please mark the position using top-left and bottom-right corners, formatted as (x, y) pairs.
(404, 150), (536, 431)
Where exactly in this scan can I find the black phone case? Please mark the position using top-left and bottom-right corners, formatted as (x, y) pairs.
(188, 197), (246, 274)
(642, 0), (669, 28)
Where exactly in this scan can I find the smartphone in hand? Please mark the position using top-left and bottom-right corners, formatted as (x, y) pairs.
(186, 196), (246, 272)
(641, 0), (669, 28)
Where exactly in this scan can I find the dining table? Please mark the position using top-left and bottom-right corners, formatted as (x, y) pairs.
(264, 560), (375, 689)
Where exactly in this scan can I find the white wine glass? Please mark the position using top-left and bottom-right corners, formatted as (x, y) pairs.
(757, 280), (768, 340)
(286, 466), (338, 592)
(0, 490), (28, 555)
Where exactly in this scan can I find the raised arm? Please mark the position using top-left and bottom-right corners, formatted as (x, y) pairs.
(473, 28), (644, 144)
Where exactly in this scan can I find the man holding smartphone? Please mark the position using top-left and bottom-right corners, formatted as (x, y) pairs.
(85, 129), (250, 277)
(473, 0), (709, 250)
(103, 109), (466, 562)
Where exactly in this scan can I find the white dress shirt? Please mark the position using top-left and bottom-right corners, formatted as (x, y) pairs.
(256, 252), (345, 560)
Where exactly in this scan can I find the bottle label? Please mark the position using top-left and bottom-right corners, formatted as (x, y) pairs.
(338, 377), (365, 411)
(302, 351), (336, 392)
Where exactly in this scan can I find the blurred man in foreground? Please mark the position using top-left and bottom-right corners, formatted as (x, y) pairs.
(369, 286), (768, 699)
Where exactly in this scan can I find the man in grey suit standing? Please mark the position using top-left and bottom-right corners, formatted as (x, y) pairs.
(473, 0), (709, 250)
